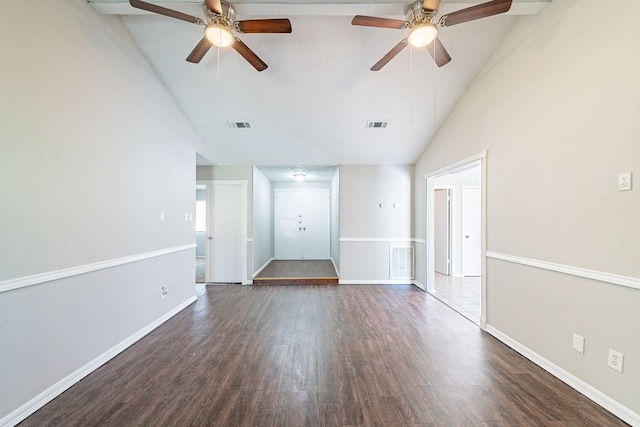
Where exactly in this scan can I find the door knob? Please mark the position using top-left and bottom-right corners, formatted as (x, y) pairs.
(208, 236), (213, 240)
(465, 235), (470, 238)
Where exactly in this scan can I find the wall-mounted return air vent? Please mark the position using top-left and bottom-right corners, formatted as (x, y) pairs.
(389, 246), (414, 280)
(229, 121), (252, 129)
(366, 120), (390, 129)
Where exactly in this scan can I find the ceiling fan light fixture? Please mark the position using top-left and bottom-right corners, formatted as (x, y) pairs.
(205, 24), (234, 47)
(293, 173), (306, 180)
(408, 22), (438, 47)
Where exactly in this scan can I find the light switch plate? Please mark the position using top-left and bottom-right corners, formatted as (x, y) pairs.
(572, 334), (585, 354)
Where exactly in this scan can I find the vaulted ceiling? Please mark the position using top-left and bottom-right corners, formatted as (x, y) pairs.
(90, 0), (548, 172)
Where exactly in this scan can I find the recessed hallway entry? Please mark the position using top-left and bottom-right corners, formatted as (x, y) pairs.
(275, 189), (330, 260)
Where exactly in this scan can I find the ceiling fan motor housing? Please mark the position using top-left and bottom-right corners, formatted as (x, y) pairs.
(406, 1), (437, 29)
(203, 1), (235, 25)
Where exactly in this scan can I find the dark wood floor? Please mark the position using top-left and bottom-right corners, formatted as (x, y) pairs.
(20, 285), (627, 426)
(253, 260), (338, 285)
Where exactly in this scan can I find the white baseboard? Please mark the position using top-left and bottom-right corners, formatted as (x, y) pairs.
(339, 279), (414, 285)
(330, 258), (340, 277)
(1, 296), (198, 427)
(486, 325), (640, 426)
(252, 258), (274, 278)
(412, 280), (425, 290)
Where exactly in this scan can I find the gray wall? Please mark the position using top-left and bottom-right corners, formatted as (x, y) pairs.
(0, 0), (204, 422)
(339, 165), (414, 282)
(330, 169), (340, 272)
(414, 0), (640, 419)
(252, 167), (273, 274)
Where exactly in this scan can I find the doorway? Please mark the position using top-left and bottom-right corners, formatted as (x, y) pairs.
(426, 155), (485, 326)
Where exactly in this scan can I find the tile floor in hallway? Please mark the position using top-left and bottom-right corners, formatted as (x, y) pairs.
(430, 273), (481, 324)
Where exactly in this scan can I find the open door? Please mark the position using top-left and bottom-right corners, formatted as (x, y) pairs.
(434, 189), (451, 275)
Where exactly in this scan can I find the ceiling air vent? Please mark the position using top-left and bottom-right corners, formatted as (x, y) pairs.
(366, 120), (390, 129)
(229, 121), (251, 129)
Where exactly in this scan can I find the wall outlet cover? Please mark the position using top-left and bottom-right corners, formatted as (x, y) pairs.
(608, 348), (624, 373)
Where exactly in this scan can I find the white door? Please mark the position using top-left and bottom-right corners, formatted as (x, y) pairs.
(275, 189), (330, 260)
(274, 189), (303, 259)
(300, 189), (330, 259)
(434, 189), (450, 275)
(461, 186), (481, 276)
(207, 183), (243, 283)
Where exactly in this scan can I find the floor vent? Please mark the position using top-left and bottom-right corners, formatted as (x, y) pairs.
(229, 121), (251, 129)
(366, 120), (390, 129)
(390, 246), (414, 279)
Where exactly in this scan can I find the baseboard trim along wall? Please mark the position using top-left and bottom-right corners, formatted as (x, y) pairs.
(486, 326), (640, 426)
(1, 295), (198, 427)
(0, 244), (197, 294)
(252, 258), (275, 278)
(486, 251), (640, 291)
(340, 237), (420, 243)
(339, 279), (414, 285)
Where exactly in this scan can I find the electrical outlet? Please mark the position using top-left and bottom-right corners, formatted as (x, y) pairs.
(161, 286), (168, 299)
(572, 334), (585, 354)
(618, 172), (632, 191)
(608, 349), (624, 373)
(160, 211), (165, 222)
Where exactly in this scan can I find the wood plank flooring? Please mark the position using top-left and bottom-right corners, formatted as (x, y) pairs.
(253, 260), (338, 285)
(20, 285), (628, 426)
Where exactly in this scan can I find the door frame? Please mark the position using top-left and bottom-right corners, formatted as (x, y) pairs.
(425, 151), (487, 328)
(197, 180), (248, 285)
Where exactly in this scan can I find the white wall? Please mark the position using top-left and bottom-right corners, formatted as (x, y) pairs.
(330, 169), (341, 272)
(252, 167), (273, 274)
(414, 0), (640, 421)
(339, 165), (414, 283)
(0, 0), (205, 424)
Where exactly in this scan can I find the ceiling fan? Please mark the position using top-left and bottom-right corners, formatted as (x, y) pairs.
(129, 0), (292, 71)
(352, 0), (512, 70)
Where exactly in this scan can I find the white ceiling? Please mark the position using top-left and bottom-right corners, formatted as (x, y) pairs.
(91, 0), (548, 175)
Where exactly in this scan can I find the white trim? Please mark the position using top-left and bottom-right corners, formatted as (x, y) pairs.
(339, 279), (414, 285)
(414, 238), (425, 244)
(252, 257), (275, 278)
(1, 295), (198, 427)
(0, 244), (196, 294)
(246, 238), (254, 242)
(413, 280), (425, 290)
(339, 237), (419, 242)
(486, 251), (640, 291)
(425, 150), (487, 179)
(485, 326), (640, 427)
(331, 258), (340, 277)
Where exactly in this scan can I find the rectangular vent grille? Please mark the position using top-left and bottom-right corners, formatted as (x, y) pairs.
(229, 121), (251, 129)
(366, 120), (390, 129)
(390, 246), (414, 280)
